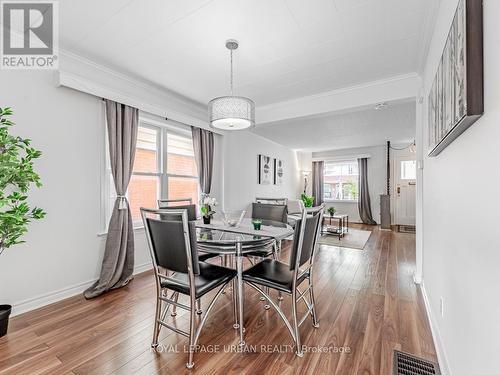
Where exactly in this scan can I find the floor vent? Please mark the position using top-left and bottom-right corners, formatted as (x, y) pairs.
(393, 350), (441, 375)
(398, 225), (416, 233)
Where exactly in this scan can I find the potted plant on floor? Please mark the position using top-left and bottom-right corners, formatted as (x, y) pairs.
(201, 195), (217, 224)
(0, 107), (46, 337)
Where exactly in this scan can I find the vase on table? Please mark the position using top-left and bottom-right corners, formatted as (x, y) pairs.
(203, 215), (211, 224)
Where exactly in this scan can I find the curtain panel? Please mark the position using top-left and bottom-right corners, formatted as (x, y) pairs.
(84, 100), (139, 299)
(357, 158), (377, 225)
(312, 161), (324, 207)
(191, 126), (214, 196)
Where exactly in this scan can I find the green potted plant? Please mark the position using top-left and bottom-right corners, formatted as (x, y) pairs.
(327, 206), (336, 217)
(0, 107), (46, 337)
(200, 195), (217, 224)
(300, 193), (314, 208)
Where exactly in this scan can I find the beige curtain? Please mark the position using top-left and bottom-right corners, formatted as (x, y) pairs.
(84, 100), (139, 299)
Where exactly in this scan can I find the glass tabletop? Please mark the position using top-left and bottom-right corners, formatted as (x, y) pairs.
(195, 218), (293, 247)
(196, 228), (271, 245)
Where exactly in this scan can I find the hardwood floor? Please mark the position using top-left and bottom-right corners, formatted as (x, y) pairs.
(0, 225), (436, 374)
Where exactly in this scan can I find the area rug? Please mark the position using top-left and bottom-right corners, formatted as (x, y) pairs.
(318, 228), (372, 250)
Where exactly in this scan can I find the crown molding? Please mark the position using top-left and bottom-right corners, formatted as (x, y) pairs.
(256, 73), (421, 125)
(56, 50), (221, 133)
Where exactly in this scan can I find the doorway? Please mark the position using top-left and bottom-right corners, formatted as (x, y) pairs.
(394, 156), (416, 226)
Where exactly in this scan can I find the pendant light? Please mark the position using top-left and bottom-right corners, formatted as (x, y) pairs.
(208, 39), (255, 130)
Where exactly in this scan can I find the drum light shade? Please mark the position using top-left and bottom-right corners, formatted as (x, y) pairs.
(208, 96), (255, 130)
(209, 39), (255, 131)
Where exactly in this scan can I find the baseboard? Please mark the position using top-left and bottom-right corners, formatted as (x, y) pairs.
(11, 261), (152, 317)
(133, 261), (153, 275)
(420, 281), (452, 375)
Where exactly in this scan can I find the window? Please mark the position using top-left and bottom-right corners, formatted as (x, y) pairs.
(128, 126), (161, 222)
(400, 160), (416, 180)
(323, 161), (359, 201)
(104, 122), (199, 229)
(165, 133), (199, 206)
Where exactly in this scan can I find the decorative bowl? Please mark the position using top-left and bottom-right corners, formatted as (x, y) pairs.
(222, 210), (246, 228)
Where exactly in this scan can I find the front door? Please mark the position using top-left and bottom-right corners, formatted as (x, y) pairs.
(394, 157), (416, 225)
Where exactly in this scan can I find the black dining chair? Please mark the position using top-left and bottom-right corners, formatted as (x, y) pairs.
(154, 202), (221, 315)
(252, 202), (288, 223)
(248, 201), (290, 306)
(157, 199), (219, 264)
(141, 207), (237, 369)
(242, 204), (324, 357)
(255, 197), (288, 205)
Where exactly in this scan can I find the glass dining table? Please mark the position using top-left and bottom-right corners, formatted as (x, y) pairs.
(195, 218), (294, 346)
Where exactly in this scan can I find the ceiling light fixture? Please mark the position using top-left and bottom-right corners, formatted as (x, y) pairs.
(208, 39), (255, 131)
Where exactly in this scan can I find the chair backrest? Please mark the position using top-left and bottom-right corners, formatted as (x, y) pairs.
(157, 200), (197, 221)
(255, 197), (288, 205)
(141, 208), (200, 275)
(252, 202), (288, 223)
(158, 198), (193, 208)
(289, 204), (324, 271)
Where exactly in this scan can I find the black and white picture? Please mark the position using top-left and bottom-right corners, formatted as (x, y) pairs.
(258, 154), (272, 185)
(427, 0), (483, 156)
(274, 158), (283, 185)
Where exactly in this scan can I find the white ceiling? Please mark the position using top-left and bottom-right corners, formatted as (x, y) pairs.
(60, 0), (435, 107)
(252, 100), (416, 152)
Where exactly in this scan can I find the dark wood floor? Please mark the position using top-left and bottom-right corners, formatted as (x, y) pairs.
(0, 224), (436, 375)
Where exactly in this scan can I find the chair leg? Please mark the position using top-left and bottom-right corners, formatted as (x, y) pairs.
(186, 294), (197, 369)
(196, 299), (203, 315)
(152, 291), (162, 348)
(308, 277), (320, 328)
(171, 292), (179, 317)
(232, 279), (239, 329)
(222, 255), (228, 294)
(292, 287), (303, 357)
(264, 284), (270, 310)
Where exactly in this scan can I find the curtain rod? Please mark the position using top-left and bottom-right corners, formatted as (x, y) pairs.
(101, 98), (195, 129)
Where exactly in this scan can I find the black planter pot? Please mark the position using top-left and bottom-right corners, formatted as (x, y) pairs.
(0, 304), (12, 337)
(203, 216), (211, 224)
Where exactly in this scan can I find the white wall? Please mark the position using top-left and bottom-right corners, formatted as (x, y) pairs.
(297, 151), (313, 196)
(420, 1), (500, 374)
(312, 146), (387, 223)
(0, 70), (223, 316)
(222, 131), (301, 213)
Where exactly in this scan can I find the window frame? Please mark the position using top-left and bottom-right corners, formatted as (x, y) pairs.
(163, 131), (199, 200)
(100, 115), (199, 234)
(323, 160), (359, 203)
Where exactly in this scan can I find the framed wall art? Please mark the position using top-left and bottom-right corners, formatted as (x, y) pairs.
(258, 154), (272, 185)
(427, 0), (483, 156)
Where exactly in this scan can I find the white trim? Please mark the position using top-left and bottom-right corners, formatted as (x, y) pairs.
(312, 154), (371, 162)
(11, 261), (153, 317)
(420, 281), (452, 375)
(56, 50), (223, 135)
(257, 73), (420, 124)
